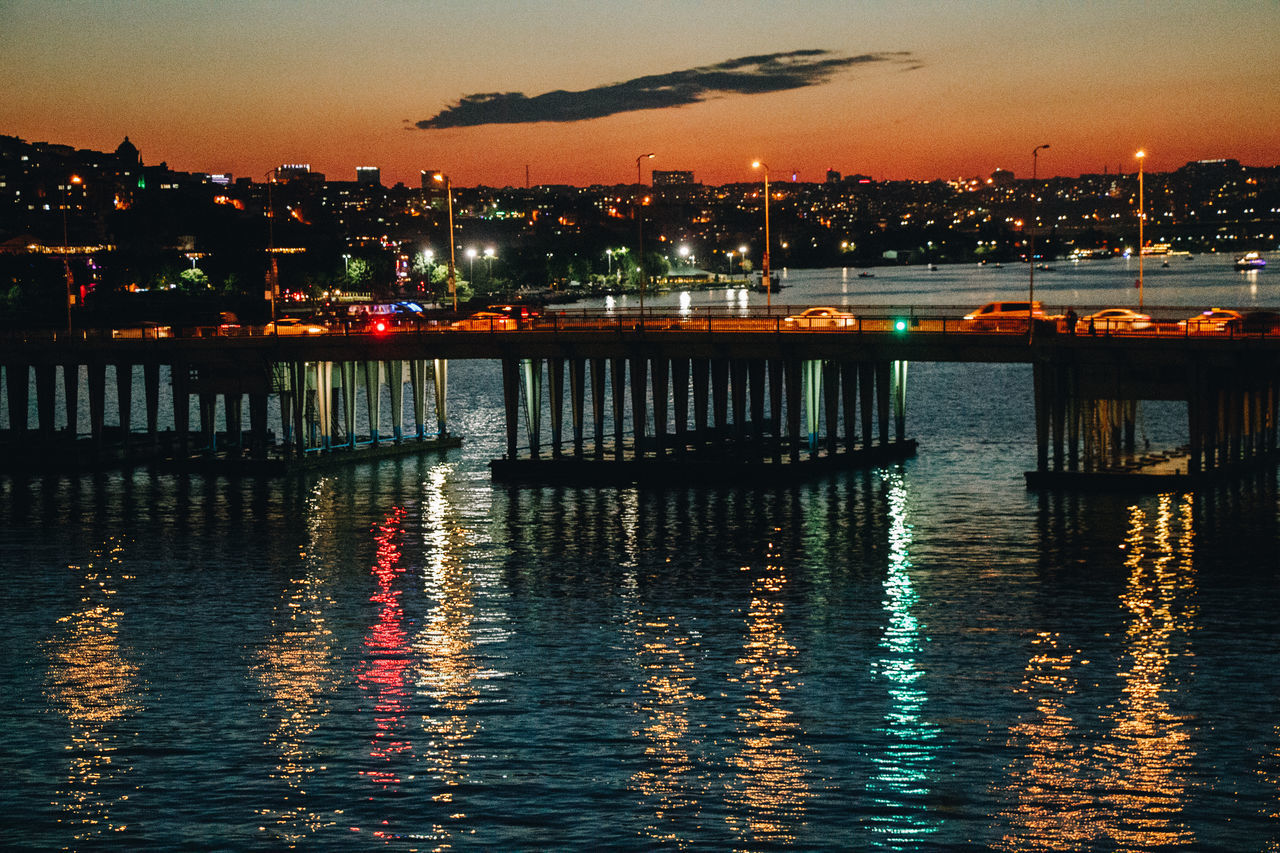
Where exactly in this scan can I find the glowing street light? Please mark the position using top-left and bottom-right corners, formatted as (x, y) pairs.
(432, 172), (457, 311)
(61, 174), (82, 331)
(752, 160), (772, 307)
(636, 152), (654, 314)
(1136, 150), (1146, 310)
(466, 246), (477, 283)
(1028, 143), (1049, 335)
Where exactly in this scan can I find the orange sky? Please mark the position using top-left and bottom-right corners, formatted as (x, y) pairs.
(2, 0), (1277, 186)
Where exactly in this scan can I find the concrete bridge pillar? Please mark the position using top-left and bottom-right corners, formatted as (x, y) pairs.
(363, 361), (382, 444)
(549, 358), (565, 458)
(5, 364), (29, 440)
(651, 357), (669, 457)
(671, 357), (689, 455)
(591, 357), (606, 458)
(522, 358), (542, 459)
(34, 364), (55, 438)
(63, 364), (80, 438)
(629, 356), (648, 459)
(692, 358), (709, 449)
(144, 362), (160, 453)
(88, 361), (106, 450)
(386, 360), (404, 442)
(840, 361), (858, 452)
(433, 358), (448, 437)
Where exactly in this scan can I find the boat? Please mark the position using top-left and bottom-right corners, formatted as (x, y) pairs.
(1235, 251), (1266, 270)
(857, 271), (875, 278)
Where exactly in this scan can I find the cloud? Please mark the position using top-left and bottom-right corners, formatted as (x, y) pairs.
(412, 49), (920, 130)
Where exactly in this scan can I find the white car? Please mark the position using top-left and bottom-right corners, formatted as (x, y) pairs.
(1077, 308), (1152, 334)
(265, 317), (327, 335)
(783, 306), (857, 329)
(962, 301), (1047, 331)
(1178, 309), (1242, 333)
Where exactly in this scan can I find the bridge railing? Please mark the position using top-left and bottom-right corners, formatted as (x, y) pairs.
(10, 305), (1280, 343)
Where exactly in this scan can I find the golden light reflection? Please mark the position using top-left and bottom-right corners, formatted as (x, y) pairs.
(627, 612), (706, 845)
(357, 506), (412, 789)
(867, 470), (941, 846)
(1095, 493), (1198, 848)
(254, 479), (340, 845)
(43, 536), (140, 843)
(725, 539), (811, 845)
(410, 463), (490, 847)
(995, 632), (1093, 850)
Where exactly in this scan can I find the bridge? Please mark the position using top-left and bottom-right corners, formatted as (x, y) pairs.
(2, 306), (1278, 487)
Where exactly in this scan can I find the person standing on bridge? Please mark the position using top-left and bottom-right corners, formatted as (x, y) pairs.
(1066, 308), (1077, 335)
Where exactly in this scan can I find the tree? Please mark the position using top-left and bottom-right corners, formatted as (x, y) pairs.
(344, 257), (372, 292)
(179, 267), (210, 291)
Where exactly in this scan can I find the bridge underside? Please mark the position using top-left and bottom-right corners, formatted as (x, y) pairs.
(491, 355), (915, 484)
(1027, 359), (1279, 489)
(0, 356), (453, 472)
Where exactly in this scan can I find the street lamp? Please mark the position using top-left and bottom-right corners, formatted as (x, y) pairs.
(432, 173), (458, 311)
(61, 174), (82, 332)
(1136, 150), (1146, 310)
(738, 245), (748, 278)
(636, 152), (654, 314)
(466, 247), (477, 284)
(1028, 144), (1049, 334)
(752, 161), (772, 307)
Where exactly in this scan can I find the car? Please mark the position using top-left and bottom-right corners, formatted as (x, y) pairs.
(783, 306), (857, 329)
(962, 301), (1047, 330)
(111, 321), (172, 339)
(1240, 311), (1280, 334)
(487, 303), (543, 328)
(451, 311), (516, 331)
(1178, 309), (1242, 333)
(265, 317), (327, 335)
(1077, 308), (1152, 334)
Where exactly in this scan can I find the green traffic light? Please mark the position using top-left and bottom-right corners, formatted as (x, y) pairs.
(894, 318), (908, 332)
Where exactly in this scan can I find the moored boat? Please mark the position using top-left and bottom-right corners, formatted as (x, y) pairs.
(1235, 251), (1266, 270)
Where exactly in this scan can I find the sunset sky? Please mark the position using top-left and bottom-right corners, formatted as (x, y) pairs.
(2, 0), (1278, 188)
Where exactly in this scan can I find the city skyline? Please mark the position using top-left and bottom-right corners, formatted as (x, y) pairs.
(2, 0), (1279, 188)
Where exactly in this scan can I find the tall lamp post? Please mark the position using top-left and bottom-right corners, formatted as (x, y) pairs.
(1028, 144), (1049, 334)
(751, 161), (772, 308)
(1135, 150), (1146, 310)
(635, 152), (654, 315)
(263, 170), (280, 326)
(61, 174), (81, 332)
(432, 173), (458, 311)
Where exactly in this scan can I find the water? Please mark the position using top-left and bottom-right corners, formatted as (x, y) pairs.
(3, 258), (1280, 851)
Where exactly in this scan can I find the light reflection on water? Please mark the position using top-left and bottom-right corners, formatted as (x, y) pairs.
(43, 536), (141, 844)
(254, 478), (341, 846)
(866, 470), (941, 849)
(1095, 494), (1197, 849)
(725, 538), (811, 845)
(6, 358), (1280, 848)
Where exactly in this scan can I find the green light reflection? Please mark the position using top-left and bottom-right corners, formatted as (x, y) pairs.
(866, 470), (941, 847)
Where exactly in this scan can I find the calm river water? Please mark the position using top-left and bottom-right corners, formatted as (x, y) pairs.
(3, 253), (1279, 851)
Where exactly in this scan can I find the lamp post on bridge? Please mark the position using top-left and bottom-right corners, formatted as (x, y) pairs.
(635, 152), (654, 316)
(61, 174), (81, 332)
(1028, 144), (1049, 337)
(752, 161), (772, 308)
(1136, 150), (1146, 311)
(432, 172), (458, 312)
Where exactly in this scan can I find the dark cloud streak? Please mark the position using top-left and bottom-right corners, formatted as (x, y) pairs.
(413, 49), (920, 130)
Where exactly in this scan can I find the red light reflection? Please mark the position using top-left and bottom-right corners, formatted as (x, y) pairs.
(357, 507), (411, 787)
